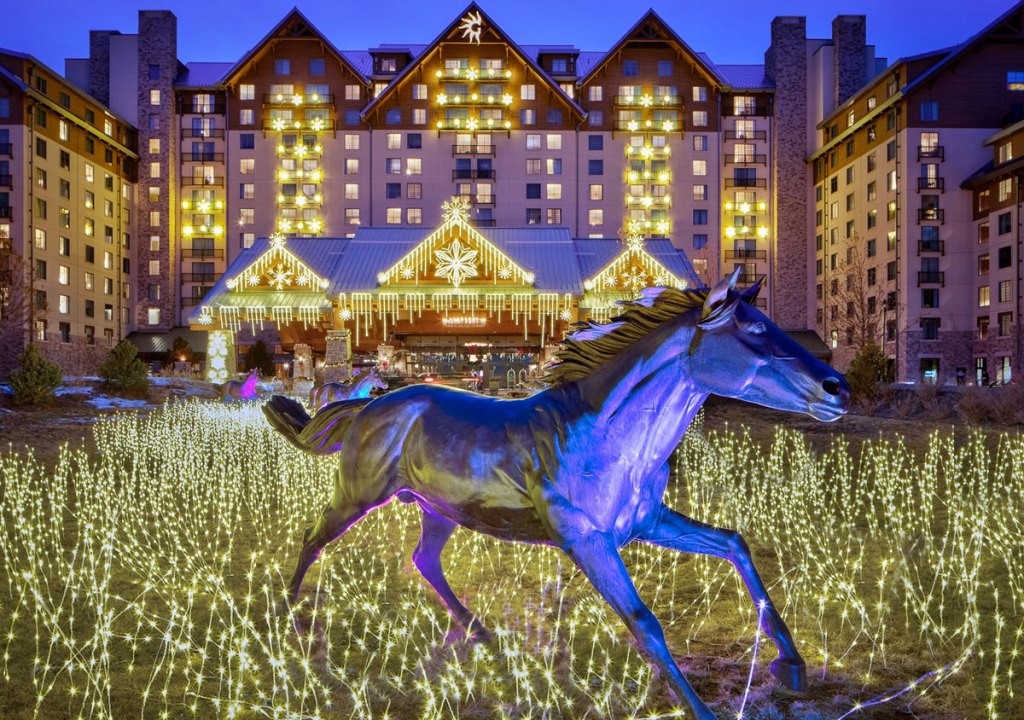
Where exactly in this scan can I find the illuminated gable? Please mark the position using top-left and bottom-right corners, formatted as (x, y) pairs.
(225, 234), (329, 292)
(583, 224), (688, 296)
(376, 198), (535, 290)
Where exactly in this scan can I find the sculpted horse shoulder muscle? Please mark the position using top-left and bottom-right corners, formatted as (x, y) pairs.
(263, 270), (850, 720)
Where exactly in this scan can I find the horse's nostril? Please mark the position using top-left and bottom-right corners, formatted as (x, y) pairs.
(823, 377), (841, 397)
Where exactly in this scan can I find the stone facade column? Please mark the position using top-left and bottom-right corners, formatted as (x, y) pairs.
(766, 17), (809, 331)
(323, 330), (352, 384)
(832, 16), (867, 108)
(88, 31), (116, 105)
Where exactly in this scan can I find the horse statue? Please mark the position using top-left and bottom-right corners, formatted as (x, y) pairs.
(215, 367), (261, 402)
(262, 271), (850, 720)
(309, 366), (388, 410)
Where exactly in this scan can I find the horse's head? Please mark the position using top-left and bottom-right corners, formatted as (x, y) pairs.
(686, 270), (849, 421)
(368, 366), (389, 391)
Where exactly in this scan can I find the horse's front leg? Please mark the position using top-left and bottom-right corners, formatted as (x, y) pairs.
(638, 504), (806, 692)
(564, 534), (716, 720)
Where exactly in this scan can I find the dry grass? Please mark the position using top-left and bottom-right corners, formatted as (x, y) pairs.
(0, 399), (1021, 719)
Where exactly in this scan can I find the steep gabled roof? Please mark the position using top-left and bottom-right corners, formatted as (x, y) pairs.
(221, 8), (368, 86)
(904, 0), (1024, 95)
(362, 2), (584, 120)
(579, 9), (723, 88)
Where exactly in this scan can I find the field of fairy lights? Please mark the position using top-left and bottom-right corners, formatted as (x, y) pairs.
(1, 400), (1022, 719)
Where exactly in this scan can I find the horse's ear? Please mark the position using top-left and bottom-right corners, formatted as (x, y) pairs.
(699, 269), (740, 329)
(741, 276), (765, 304)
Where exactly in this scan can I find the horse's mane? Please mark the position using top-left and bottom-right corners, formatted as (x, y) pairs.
(542, 286), (710, 387)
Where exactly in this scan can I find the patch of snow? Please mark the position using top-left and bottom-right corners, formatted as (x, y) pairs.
(86, 395), (152, 410)
(56, 386), (95, 396)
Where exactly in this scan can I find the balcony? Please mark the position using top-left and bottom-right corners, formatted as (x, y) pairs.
(452, 169), (496, 181)
(724, 130), (767, 141)
(181, 273), (220, 283)
(917, 145), (945, 160)
(0, 174), (11, 188)
(0, 143), (12, 157)
(725, 178), (767, 188)
(917, 208), (945, 223)
(917, 240), (945, 255)
(181, 128), (225, 139)
(917, 177), (945, 191)
(183, 152), (225, 162)
(724, 105), (771, 117)
(452, 144), (495, 156)
(724, 154), (767, 165)
(182, 177), (224, 187)
(180, 103), (226, 115)
(439, 67), (511, 81)
(917, 271), (945, 286)
(182, 248), (225, 259)
(436, 93), (512, 107)
(263, 93), (333, 106)
(0, 206), (11, 219)
(613, 94), (682, 107)
(725, 249), (767, 260)
(262, 119), (334, 133)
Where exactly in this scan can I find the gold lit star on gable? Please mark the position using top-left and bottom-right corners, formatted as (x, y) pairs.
(459, 10), (483, 44)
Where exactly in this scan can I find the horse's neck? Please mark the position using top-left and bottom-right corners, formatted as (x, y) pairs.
(572, 321), (706, 463)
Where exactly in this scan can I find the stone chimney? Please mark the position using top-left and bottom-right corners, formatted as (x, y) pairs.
(88, 30), (118, 104)
(832, 15), (867, 107)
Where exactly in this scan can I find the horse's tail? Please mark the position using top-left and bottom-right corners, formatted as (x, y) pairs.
(263, 395), (372, 455)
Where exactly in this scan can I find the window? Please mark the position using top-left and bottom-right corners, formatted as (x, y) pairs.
(239, 84), (254, 101)
(999, 311), (1013, 336)
(240, 158), (254, 175)
(921, 318), (940, 340)
(275, 59), (290, 75)
(588, 135), (603, 151)
(240, 108), (254, 125)
(693, 209), (708, 225)
(149, 162), (160, 179)
(239, 208), (254, 225)
(1000, 279), (1013, 303)
(407, 208), (422, 225)
(588, 209), (603, 226)
(344, 85), (361, 102)
(386, 109), (401, 125)
(547, 135), (562, 150)
(692, 160), (707, 176)
(240, 183), (255, 200)
(149, 260), (160, 276)
(521, 84), (536, 100)
(147, 308), (161, 326)
(148, 211), (159, 228)
(149, 89), (161, 106)
(657, 60), (673, 77)
(526, 134), (541, 150)
(526, 159), (541, 175)
(999, 178), (1013, 203)
(345, 208), (361, 225)
(59, 295), (70, 315)
(407, 158), (421, 175)
(692, 111), (708, 127)
(999, 212), (1012, 235)
(692, 86), (707, 102)
(693, 234), (708, 250)
(546, 158), (562, 175)
(307, 58), (325, 75)
(590, 184), (603, 201)
(59, 265), (70, 286)
(999, 245), (1012, 268)
(589, 86), (603, 102)
(623, 60), (638, 76)
(693, 184), (707, 201)
(386, 208), (402, 224)
(35, 138), (47, 158)
(238, 133), (255, 150)
(692, 135), (708, 151)
(407, 133), (422, 149)
(407, 183), (422, 199)
(1009, 72), (1024, 90)
(547, 109), (563, 125)
(85, 246), (95, 264)
(999, 142), (1014, 165)
(386, 183), (402, 199)
(526, 208), (541, 224)
(520, 109), (536, 126)
(588, 160), (603, 176)
(921, 289), (939, 308)
(344, 183), (359, 200)
(546, 208), (562, 224)
(526, 183), (541, 199)
(59, 236), (70, 256)
(546, 183), (562, 200)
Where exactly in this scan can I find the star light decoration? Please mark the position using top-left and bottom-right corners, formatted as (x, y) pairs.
(459, 10), (483, 44)
(434, 239), (479, 288)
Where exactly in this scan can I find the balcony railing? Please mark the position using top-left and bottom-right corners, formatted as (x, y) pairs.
(262, 120), (334, 132)
(452, 169), (496, 181)
(724, 106), (771, 117)
(0, 207), (11, 219)
(725, 178), (767, 188)
(183, 152), (225, 162)
(917, 271), (945, 286)
(724, 154), (767, 165)
(473, 219), (497, 228)
(917, 145), (945, 160)
(181, 273), (221, 283)
(917, 208), (945, 223)
(0, 143), (12, 156)
(182, 177), (225, 187)
(724, 130), (767, 141)
(735, 273), (761, 285)
(263, 93), (333, 106)
(180, 103), (226, 115)
(612, 95), (682, 106)
(0, 174), (11, 188)
(452, 144), (495, 156)
(453, 194), (496, 206)
(725, 249), (767, 260)
(917, 177), (945, 191)
(181, 248), (225, 259)
(918, 240), (945, 255)
(181, 128), (225, 139)
(439, 67), (510, 80)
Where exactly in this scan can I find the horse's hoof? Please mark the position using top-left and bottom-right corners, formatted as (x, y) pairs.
(770, 657), (807, 693)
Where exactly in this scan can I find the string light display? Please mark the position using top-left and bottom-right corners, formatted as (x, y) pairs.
(0, 404), (1020, 719)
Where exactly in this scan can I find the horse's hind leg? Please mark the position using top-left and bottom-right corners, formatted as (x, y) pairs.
(638, 504), (806, 692)
(413, 509), (492, 642)
(565, 533), (715, 720)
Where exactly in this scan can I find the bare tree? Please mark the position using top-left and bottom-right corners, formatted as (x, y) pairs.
(0, 228), (32, 375)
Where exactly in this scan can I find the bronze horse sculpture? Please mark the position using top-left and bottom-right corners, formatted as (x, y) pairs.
(215, 367), (261, 401)
(309, 366), (388, 410)
(263, 271), (850, 719)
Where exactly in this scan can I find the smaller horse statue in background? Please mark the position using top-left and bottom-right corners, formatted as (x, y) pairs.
(215, 368), (261, 402)
(310, 366), (388, 410)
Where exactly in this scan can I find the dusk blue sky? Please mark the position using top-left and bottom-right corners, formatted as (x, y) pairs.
(0, 0), (1018, 76)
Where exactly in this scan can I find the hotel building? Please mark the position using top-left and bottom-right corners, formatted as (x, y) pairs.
(1, 3), (1022, 382)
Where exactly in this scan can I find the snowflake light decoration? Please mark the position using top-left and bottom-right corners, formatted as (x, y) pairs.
(269, 264), (293, 291)
(498, 265), (512, 280)
(441, 197), (471, 225)
(296, 274), (311, 287)
(400, 266), (415, 280)
(626, 269), (649, 295)
(434, 239), (479, 288)
(246, 274), (261, 287)
(459, 10), (483, 44)
(559, 309), (572, 321)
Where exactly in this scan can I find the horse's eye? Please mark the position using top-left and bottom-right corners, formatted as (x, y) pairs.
(748, 322), (767, 335)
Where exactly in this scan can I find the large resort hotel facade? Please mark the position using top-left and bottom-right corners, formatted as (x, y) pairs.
(2, 3), (1024, 383)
